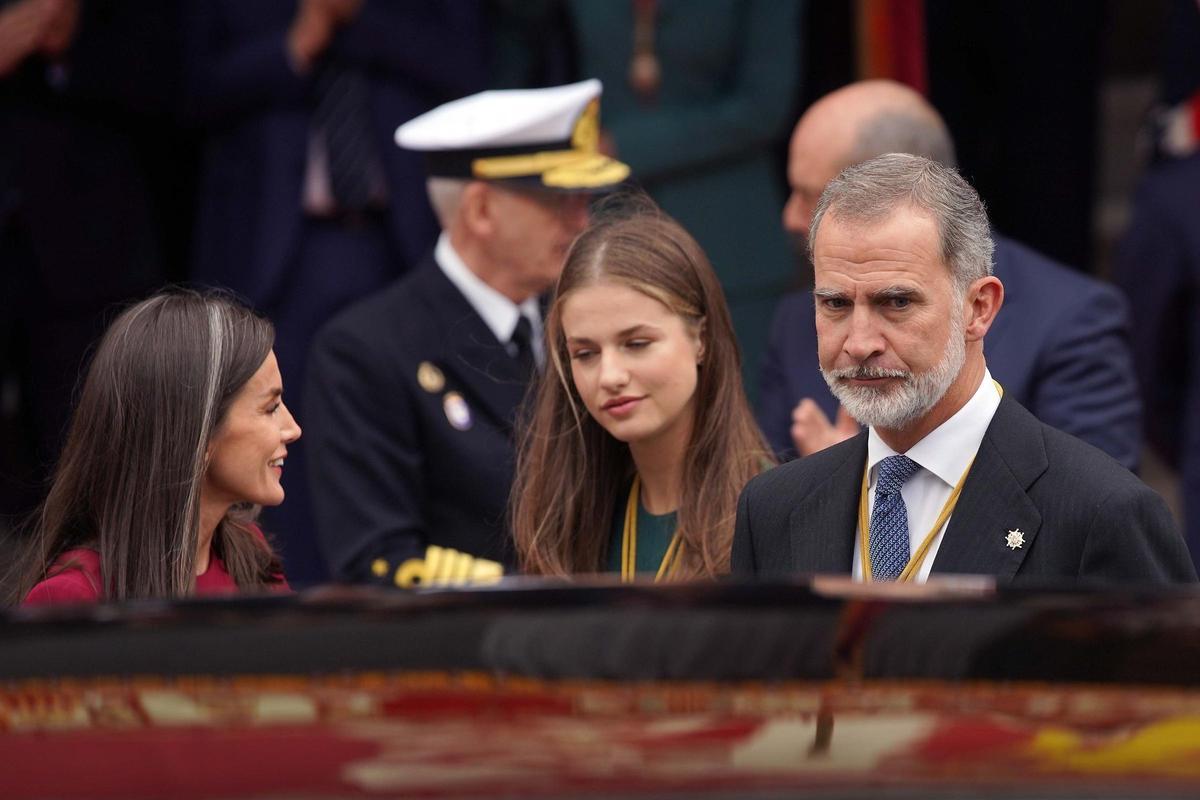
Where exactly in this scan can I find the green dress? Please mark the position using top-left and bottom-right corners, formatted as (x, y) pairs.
(606, 483), (679, 575)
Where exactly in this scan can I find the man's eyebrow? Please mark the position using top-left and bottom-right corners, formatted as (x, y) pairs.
(813, 287), (847, 300)
(871, 285), (921, 301)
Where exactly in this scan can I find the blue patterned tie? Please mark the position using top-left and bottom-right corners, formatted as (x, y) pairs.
(869, 455), (920, 581)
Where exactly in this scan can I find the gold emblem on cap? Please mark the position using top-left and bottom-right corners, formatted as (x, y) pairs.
(542, 154), (630, 189)
(470, 99), (628, 189)
(417, 361), (445, 393)
(570, 99), (600, 152)
(443, 391), (473, 431)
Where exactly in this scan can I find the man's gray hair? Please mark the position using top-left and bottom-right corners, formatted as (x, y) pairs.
(808, 153), (993, 292)
(426, 177), (468, 228)
(850, 110), (958, 169)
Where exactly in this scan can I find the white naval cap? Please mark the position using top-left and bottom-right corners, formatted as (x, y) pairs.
(394, 79), (630, 191)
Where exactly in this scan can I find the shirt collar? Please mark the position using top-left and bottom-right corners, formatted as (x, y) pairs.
(867, 368), (1002, 487)
(435, 233), (541, 345)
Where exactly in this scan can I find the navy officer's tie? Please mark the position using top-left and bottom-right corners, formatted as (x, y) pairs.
(511, 314), (536, 378)
(869, 454), (920, 581)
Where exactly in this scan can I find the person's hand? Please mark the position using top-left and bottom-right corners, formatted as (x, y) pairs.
(790, 399), (859, 457)
(287, 0), (364, 73)
(320, 0), (364, 25)
(38, 0), (77, 59)
(0, 0), (60, 77)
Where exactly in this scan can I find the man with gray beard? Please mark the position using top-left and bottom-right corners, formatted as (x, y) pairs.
(760, 80), (1139, 468)
(732, 154), (1195, 585)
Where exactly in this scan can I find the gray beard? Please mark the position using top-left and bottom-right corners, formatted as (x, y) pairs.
(820, 314), (966, 430)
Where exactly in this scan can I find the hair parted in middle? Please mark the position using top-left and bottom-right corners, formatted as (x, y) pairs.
(511, 195), (773, 578)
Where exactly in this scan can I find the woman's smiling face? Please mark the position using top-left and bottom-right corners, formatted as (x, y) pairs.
(202, 350), (302, 510)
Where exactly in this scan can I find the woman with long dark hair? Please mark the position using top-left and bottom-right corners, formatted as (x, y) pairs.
(10, 289), (299, 604)
(512, 202), (772, 580)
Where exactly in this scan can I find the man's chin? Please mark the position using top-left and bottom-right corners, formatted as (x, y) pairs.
(831, 383), (922, 430)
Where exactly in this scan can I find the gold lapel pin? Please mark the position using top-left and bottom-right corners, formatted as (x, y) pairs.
(417, 361), (445, 393)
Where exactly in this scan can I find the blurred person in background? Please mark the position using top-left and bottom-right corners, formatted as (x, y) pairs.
(1113, 0), (1200, 569)
(184, 0), (488, 585)
(0, 0), (190, 529)
(558, 0), (802, 398)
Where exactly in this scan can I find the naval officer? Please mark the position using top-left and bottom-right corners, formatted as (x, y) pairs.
(305, 80), (630, 585)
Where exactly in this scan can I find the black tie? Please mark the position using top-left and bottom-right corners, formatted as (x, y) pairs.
(313, 63), (381, 212)
(511, 315), (535, 377)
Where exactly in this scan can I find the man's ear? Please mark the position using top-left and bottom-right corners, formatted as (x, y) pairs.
(964, 276), (1004, 342)
(459, 181), (494, 239)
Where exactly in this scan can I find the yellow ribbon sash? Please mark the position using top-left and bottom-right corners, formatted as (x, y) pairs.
(621, 474), (683, 583)
(856, 379), (1003, 582)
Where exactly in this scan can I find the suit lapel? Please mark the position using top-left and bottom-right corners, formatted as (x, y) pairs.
(788, 433), (866, 574)
(931, 395), (1047, 580)
(415, 261), (531, 430)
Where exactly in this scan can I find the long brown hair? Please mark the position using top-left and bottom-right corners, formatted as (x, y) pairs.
(511, 199), (773, 578)
(6, 289), (284, 603)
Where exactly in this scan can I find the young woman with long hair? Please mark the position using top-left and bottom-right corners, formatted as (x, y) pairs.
(9, 289), (299, 605)
(511, 202), (773, 580)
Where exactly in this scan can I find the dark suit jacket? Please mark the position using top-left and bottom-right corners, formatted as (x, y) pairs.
(184, 1), (485, 307)
(1114, 153), (1200, 567)
(758, 234), (1142, 469)
(305, 255), (529, 582)
(733, 395), (1196, 584)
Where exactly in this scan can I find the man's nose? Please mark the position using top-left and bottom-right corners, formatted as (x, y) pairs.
(842, 307), (885, 361)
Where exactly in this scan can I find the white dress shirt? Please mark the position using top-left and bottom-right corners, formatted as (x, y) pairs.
(852, 368), (1003, 582)
(435, 233), (544, 367)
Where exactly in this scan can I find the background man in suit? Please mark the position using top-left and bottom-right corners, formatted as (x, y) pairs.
(733, 153), (1194, 585)
(305, 80), (630, 586)
(184, 0), (487, 584)
(1, 0), (187, 523)
(758, 80), (1141, 469)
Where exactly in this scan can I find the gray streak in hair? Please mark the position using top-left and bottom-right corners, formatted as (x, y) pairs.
(7, 289), (284, 604)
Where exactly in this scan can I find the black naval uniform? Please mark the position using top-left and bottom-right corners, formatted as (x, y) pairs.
(305, 254), (531, 583)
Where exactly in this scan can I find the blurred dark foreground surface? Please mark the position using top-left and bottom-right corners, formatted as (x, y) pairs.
(4, 576), (1200, 799)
